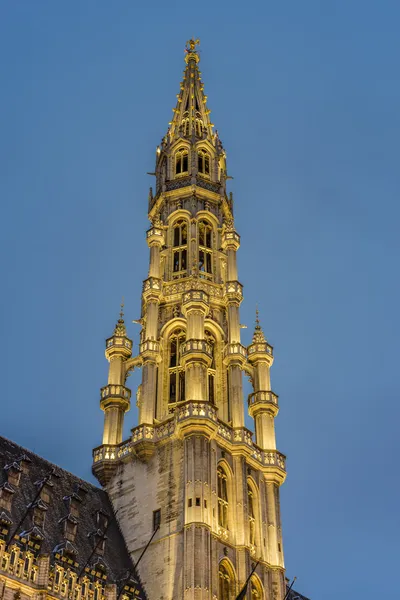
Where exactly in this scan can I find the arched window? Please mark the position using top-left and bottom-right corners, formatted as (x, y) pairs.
(217, 466), (229, 530)
(182, 117), (190, 137)
(172, 220), (188, 277)
(219, 561), (235, 600)
(196, 120), (203, 137)
(168, 329), (186, 404)
(198, 220), (213, 278)
(175, 147), (189, 175)
(198, 149), (210, 176)
(248, 483), (256, 546)
(205, 330), (216, 404)
(250, 576), (264, 599)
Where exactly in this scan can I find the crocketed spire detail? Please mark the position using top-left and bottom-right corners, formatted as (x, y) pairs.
(252, 308), (267, 344)
(113, 300), (127, 337)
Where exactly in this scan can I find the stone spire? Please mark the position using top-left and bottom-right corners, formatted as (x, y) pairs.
(113, 299), (127, 337)
(167, 38), (214, 144)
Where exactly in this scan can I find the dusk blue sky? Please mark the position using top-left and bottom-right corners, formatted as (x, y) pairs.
(1, 2), (399, 599)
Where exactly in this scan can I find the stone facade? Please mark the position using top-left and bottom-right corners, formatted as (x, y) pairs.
(92, 39), (296, 600)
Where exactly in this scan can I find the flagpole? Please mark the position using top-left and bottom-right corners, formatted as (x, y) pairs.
(234, 560), (259, 600)
(283, 576), (297, 600)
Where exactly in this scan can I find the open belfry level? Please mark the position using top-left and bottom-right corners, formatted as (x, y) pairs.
(0, 41), (309, 600)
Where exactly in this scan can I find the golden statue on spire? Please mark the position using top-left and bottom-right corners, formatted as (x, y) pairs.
(186, 38), (200, 52)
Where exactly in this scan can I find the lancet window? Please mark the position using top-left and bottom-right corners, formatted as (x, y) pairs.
(175, 147), (189, 175)
(172, 220), (188, 277)
(198, 220), (213, 278)
(205, 330), (216, 403)
(247, 483), (256, 546)
(195, 119), (203, 137)
(197, 149), (210, 176)
(250, 577), (263, 599)
(182, 114), (190, 136)
(217, 466), (229, 530)
(218, 562), (234, 600)
(168, 329), (186, 404)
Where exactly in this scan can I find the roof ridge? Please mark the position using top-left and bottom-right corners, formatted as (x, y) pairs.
(0, 434), (100, 491)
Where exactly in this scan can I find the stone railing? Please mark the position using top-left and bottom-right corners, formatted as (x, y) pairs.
(248, 341), (273, 357)
(140, 340), (160, 354)
(106, 336), (132, 351)
(182, 290), (209, 306)
(93, 403), (286, 475)
(177, 401), (218, 422)
(166, 177), (191, 191)
(142, 277), (162, 294)
(180, 339), (212, 357)
(224, 343), (247, 360)
(93, 445), (118, 462)
(163, 279), (224, 299)
(224, 281), (243, 298)
(100, 384), (131, 401)
(248, 391), (279, 407)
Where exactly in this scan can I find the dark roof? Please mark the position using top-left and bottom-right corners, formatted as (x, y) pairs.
(0, 435), (146, 599)
(287, 587), (311, 600)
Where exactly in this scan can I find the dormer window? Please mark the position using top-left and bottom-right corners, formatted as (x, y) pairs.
(198, 150), (210, 176)
(64, 519), (78, 542)
(0, 483), (14, 511)
(175, 148), (188, 176)
(69, 498), (80, 518)
(96, 510), (109, 532)
(33, 506), (46, 528)
(5, 463), (22, 487)
(40, 483), (52, 504)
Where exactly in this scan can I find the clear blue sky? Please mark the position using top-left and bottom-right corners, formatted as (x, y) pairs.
(1, 2), (399, 599)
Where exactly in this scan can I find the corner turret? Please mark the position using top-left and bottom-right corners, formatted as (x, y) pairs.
(247, 310), (278, 450)
(101, 303), (132, 446)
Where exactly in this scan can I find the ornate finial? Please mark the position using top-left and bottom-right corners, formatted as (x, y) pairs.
(253, 305), (266, 344)
(186, 38), (200, 52)
(114, 298), (127, 337)
(185, 38), (200, 64)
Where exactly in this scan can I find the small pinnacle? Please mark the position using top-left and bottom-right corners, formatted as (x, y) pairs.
(120, 297), (125, 320)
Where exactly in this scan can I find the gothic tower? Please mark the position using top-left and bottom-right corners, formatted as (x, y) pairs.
(93, 40), (287, 600)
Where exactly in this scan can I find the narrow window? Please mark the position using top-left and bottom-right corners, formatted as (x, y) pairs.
(168, 330), (186, 404)
(198, 149), (210, 176)
(248, 484), (256, 546)
(153, 509), (161, 530)
(217, 466), (229, 530)
(172, 220), (188, 278)
(175, 148), (189, 176)
(198, 221), (213, 279)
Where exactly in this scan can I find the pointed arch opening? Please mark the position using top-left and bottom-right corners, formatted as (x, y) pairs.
(168, 328), (186, 405)
(172, 219), (188, 278)
(205, 329), (216, 404)
(217, 463), (230, 532)
(250, 574), (264, 599)
(198, 220), (213, 280)
(175, 147), (189, 176)
(218, 560), (236, 600)
(198, 148), (210, 176)
(247, 478), (261, 552)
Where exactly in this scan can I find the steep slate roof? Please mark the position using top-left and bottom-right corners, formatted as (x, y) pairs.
(0, 435), (146, 599)
(287, 587), (311, 600)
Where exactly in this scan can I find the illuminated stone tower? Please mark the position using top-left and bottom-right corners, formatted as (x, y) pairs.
(93, 40), (287, 600)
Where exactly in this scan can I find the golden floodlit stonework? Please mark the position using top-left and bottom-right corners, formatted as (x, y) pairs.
(92, 39), (288, 600)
